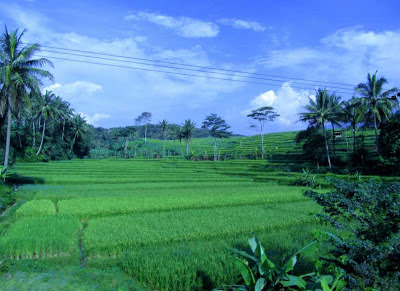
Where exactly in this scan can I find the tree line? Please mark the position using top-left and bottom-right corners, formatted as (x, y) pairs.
(0, 28), (91, 171)
(298, 73), (399, 171)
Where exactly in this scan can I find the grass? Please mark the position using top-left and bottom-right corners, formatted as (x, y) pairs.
(4, 157), (395, 289)
(0, 215), (81, 259)
(16, 199), (56, 218)
(83, 201), (319, 257)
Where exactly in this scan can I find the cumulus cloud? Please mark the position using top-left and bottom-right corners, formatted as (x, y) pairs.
(44, 81), (102, 103)
(79, 113), (110, 126)
(125, 12), (219, 38)
(243, 83), (312, 130)
(218, 18), (266, 32)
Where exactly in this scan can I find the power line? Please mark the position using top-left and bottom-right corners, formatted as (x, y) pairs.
(40, 49), (356, 92)
(29, 43), (358, 88)
(38, 54), (354, 96)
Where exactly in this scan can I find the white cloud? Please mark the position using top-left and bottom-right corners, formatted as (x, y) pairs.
(258, 26), (400, 89)
(243, 83), (311, 130)
(218, 18), (266, 32)
(44, 81), (102, 103)
(79, 113), (110, 126)
(125, 12), (219, 38)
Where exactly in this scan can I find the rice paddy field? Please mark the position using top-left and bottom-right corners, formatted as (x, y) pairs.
(90, 129), (378, 161)
(2, 158), (397, 289)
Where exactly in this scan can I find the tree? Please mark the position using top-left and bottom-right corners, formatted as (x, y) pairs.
(159, 119), (168, 158)
(356, 72), (399, 156)
(0, 27), (53, 170)
(202, 113), (231, 161)
(53, 96), (73, 142)
(69, 114), (87, 155)
(299, 89), (340, 170)
(135, 112), (152, 144)
(35, 90), (57, 156)
(169, 124), (180, 153)
(379, 112), (400, 169)
(341, 97), (365, 155)
(182, 119), (195, 155)
(247, 106), (279, 159)
(327, 93), (342, 159)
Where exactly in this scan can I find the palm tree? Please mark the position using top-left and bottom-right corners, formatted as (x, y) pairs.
(159, 119), (168, 158)
(36, 90), (57, 156)
(299, 88), (339, 170)
(69, 114), (87, 155)
(327, 94), (342, 159)
(182, 119), (195, 154)
(0, 27), (53, 169)
(53, 96), (73, 142)
(341, 97), (365, 155)
(356, 72), (399, 155)
(169, 124), (180, 153)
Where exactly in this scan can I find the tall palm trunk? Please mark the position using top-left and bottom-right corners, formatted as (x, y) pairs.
(61, 118), (65, 141)
(331, 122), (336, 159)
(213, 137), (217, 161)
(3, 96), (12, 170)
(373, 113), (380, 156)
(186, 139), (189, 154)
(162, 134), (166, 159)
(32, 119), (36, 152)
(69, 137), (76, 155)
(352, 123), (356, 155)
(322, 121), (332, 170)
(36, 119), (46, 156)
(179, 139), (184, 159)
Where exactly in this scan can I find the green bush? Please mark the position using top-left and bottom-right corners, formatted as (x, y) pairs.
(0, 184), (14, 213)
(304, 179), (400, 289)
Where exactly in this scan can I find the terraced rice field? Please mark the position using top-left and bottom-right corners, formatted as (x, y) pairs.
(91, 129), (378, 161)
(2, 159), (328, 289)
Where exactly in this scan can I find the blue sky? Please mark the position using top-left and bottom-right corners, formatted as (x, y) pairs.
(1, 0), (400, 134)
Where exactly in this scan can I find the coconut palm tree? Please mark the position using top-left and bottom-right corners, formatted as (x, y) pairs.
(299, 88), (339, 170)
(53, 96), (73, 142)
(36, 90), (57, 156)
(182, 119), (195, 154)
(159, 119), (168, 158)
(0, 27), (53, 169)
(327, 93), (342, 159)
(341, 97), (365, 155)
(69, 114), (87, 155)
(356, 72), (399, 155)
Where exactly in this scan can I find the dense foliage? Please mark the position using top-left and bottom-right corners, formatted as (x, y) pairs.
(379, 112), (400, 172)
(304, 179), (400, 289)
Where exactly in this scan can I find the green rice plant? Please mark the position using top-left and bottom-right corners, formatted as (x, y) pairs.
(16, 200), (56, 218)
(118, 224), (327, 290)
(58, 185), (308, 218)
(83, 201), (321, 257)
(0, 215), (81, 258)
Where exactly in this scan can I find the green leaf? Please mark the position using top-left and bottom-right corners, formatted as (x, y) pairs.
(254, 278), (266, 291)
(234, 257), (255, 286)
(283, 254), (297, 273)
(281, 275), (307, 289)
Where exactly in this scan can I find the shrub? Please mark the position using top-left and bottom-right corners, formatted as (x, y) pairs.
(304, 179), (400, 289)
